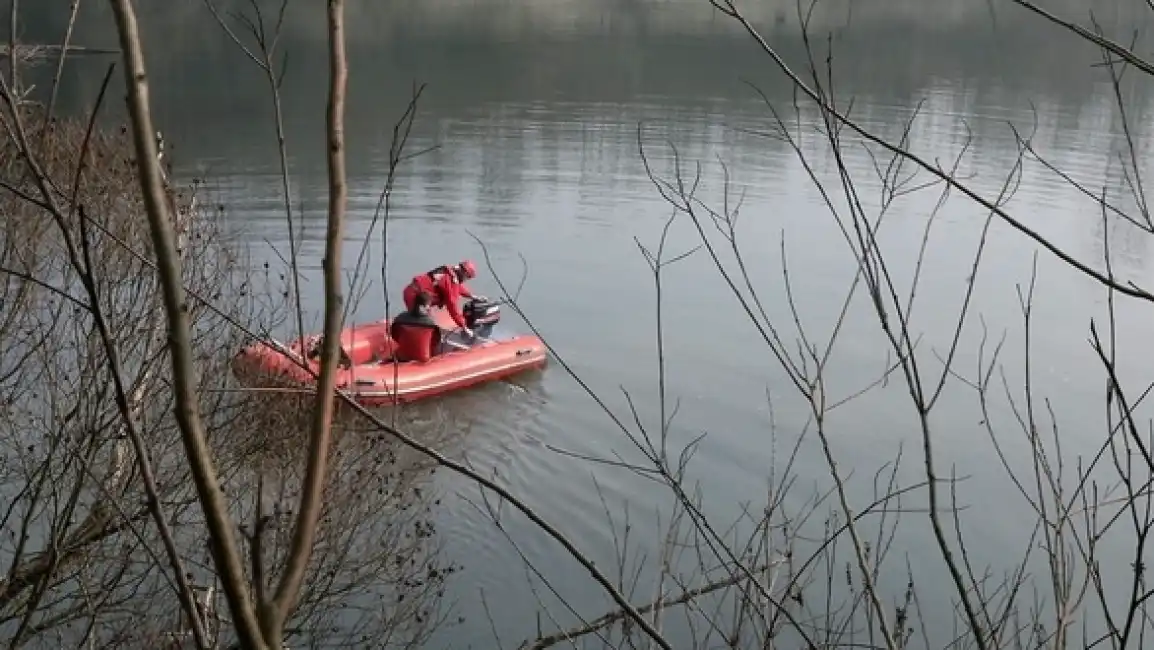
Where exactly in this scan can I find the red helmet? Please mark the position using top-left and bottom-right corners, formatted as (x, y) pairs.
(458, 259), (477, 279)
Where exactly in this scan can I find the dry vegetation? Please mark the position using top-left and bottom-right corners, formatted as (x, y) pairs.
(0, 1), (456, 645)
(6, 0), (1154, 649)
(0, 112), (455, 650)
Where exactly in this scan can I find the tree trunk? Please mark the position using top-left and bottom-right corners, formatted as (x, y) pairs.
(104, 0), (267, 647)
(266, 0), (349, 639)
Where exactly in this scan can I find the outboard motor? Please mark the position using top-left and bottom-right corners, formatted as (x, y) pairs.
(463, 297), (501, 338)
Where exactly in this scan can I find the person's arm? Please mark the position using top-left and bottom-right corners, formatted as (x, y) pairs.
(446, 295), (467, 328)
(439, 279), (468, 329)
(458, 282), (474, 299)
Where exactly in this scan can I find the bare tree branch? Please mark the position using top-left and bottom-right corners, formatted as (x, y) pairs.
(266, 0), (349, 637)
(103, 0), (265, 646)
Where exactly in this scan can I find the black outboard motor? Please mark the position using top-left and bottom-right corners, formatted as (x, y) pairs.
(463, 297), (501, 338)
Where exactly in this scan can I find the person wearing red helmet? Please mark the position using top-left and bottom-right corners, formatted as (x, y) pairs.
(401, 259), (485, 338)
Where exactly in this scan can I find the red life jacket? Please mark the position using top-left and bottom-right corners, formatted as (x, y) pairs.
(406, 264), (471, 329)
(409, 265), (458, 303)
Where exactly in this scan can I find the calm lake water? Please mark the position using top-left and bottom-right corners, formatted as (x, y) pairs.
(37, 0), (1154, 646)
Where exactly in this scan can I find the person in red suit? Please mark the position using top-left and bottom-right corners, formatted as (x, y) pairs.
(401, 259), (485, 338)
(389, 291), (442, 363)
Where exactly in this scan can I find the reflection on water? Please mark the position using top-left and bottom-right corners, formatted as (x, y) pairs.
(23, 0), (1154, 645)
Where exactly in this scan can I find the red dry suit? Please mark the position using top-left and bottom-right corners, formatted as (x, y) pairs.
(402, 264), (475, 329)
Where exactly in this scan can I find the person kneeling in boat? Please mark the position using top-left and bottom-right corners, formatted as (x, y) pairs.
(402, 259), (486, 339)
(389, 291), (443, 363)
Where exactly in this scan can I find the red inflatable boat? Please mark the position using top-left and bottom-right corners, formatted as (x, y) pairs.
(231, 298), (547, 406)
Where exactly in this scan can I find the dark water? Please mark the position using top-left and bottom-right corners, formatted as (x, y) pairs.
(33, 0), (1154, 646)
